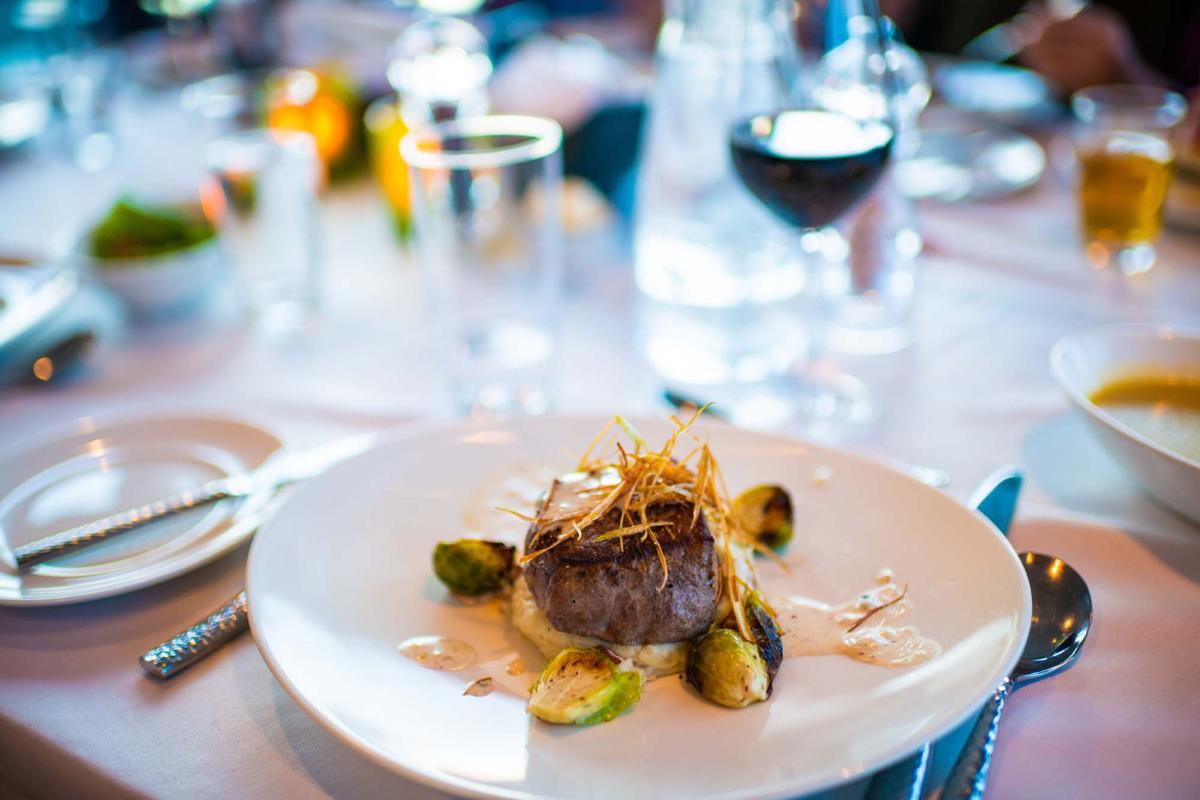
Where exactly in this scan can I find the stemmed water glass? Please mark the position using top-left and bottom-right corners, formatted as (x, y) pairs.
(727, 0), (899, 433)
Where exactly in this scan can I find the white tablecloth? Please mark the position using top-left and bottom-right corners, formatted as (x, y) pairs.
(1, 97), (1200, 799)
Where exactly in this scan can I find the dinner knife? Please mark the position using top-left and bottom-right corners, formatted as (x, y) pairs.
(863, 466), (1024, 800)
(11, 433), (376, 571)
(140, 591), (248, 679)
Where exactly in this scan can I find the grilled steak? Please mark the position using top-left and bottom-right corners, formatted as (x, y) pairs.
(523, 492), (720, 645)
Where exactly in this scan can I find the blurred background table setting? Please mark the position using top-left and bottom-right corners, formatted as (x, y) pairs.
(0, 0), (1198, 798)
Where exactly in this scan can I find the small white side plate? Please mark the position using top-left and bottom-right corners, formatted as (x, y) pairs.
(248, 416), (1030, 800)
(895, 127), (1046, 202)
(934, 61), (1053, 121)
(1051, 324), (1200, 524)
(0, 414), (281, 605)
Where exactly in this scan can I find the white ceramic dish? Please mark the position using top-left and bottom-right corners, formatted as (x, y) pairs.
(895, 127), (1045, 202)
(79, 237), (224, 318)
(247, 416), (1031, 800)
(1051, 324), (1200, 524)
(0, 414), (280, 605)
(934, 61), (1055, 122)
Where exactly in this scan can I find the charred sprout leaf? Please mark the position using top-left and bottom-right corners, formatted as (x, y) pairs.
(686, 628), (770, 708)
(432, 539), (515, 597)
(733, 485), (794, 552)
(719, 592), (783, 684)
(744, 591), (783, 688)
(528, 647), (644, 725)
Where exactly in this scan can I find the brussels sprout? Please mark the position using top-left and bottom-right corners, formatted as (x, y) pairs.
(686, 628), (770, 708)
(432, 539), (515, 597)
(528, 647), (644, 725)
(733, 485), (794, 552)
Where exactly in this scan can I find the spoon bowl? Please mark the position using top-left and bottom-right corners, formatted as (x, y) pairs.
(1016, 551), (1092, 684)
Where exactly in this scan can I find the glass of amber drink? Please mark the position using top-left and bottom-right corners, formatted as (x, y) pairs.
(1071, 85), (1187, 275)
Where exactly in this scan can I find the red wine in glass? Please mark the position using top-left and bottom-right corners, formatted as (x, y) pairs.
(730, 110), (894, 229)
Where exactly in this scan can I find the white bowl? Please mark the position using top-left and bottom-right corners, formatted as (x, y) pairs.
(1051, 324), (1200, 523)
(80, 237), (223, 318)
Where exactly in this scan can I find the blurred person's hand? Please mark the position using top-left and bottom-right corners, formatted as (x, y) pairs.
(1019, 6), (1162, 94)
(1182, 87), (1200, 162)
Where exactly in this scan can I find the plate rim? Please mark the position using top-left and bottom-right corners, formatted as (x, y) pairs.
(0, 410), (283, 606)
(247, 415), (1032, 800)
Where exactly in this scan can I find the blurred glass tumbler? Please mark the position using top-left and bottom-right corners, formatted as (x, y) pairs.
(401, 115), (563, 416)
(206, 129), (322, 329)
(1071, 85), (1186, 275)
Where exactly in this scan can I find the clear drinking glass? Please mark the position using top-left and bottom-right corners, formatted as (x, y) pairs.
(1071, 85), (1186, 275)
(205, 128), (322, 331)
(401, 115), (564, 416)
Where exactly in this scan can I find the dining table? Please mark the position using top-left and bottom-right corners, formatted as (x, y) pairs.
(1, 81), (1199, 800)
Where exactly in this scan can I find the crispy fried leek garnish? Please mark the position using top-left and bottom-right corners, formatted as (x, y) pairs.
(847, 583), (909, 633)
(495, 507), (538, 523)
(516, 406), (761, 640)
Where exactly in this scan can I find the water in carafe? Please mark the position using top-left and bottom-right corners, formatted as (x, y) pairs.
(634, 0), (809, 387)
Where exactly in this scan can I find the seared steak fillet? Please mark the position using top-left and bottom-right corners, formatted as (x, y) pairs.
(523, 500), (719, 645)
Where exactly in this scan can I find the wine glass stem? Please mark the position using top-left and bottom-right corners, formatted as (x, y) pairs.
(800, 226), (835, 361)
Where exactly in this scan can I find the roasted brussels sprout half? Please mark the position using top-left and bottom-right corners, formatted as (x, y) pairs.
(432, 539), (515, 597)
(685, 628), (770, 708)
(690, 592), (784, 708)
(528, 647), (644, 725)
(733, 484), (794, 552)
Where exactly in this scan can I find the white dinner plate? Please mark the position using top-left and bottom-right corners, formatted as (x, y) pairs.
(248, 416), (1030, 799)
(0, 414), (281, 605)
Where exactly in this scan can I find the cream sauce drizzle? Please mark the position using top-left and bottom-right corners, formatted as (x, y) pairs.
(842, 626), (941, 666)
(539, 468), (621, 522)
(462, 676), (494, 697)
(398, 636), (478, 671)
(771, 571), (942, 668)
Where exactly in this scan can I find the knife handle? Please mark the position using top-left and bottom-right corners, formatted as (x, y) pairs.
(942, 677), (1013, 800)
(12, 477), (240, 571)
(140, 591), (249, 679)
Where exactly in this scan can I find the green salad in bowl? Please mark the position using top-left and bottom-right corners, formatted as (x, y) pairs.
(81, 197), (223, 317)
(87, 198), (217, 262)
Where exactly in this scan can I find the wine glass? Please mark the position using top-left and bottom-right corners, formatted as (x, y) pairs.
(727, 0), (899, 434)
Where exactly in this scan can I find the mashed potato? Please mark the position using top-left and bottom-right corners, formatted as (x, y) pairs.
(510, 575), (688, 680)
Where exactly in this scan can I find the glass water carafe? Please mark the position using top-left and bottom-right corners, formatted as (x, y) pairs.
(634, 0), (810, 389)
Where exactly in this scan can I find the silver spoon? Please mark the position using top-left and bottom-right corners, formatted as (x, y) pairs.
(942, 551), (1093, 799)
